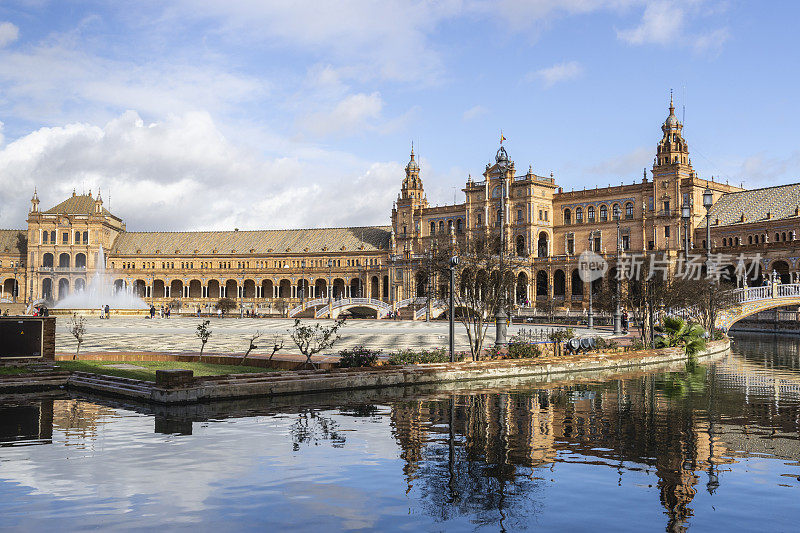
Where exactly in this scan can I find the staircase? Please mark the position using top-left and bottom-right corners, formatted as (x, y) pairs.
(68, 371), (154, 399)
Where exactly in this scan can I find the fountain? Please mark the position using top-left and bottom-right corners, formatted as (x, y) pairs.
(51, 246), (150, 317)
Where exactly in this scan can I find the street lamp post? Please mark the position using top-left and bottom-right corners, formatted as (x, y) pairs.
(495, 180), (508, 346)
(12, 264), (18, 304)
(327, 259), (333, 317)
(448, 255), (459, 362)
(300, 259), (306, 307)
(612, 207), (622, 335)
(703, 187), (713, 261)
(682, 202), (691, 258)
(587, 234), (594, 329)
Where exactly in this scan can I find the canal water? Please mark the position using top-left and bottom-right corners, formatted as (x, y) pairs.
(0, 334), (798, 531)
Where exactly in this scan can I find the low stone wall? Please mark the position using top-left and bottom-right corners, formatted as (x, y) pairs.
(152, 338), (730, 404)
(49, 308), (149, 317)
(54, 352), (337, 370)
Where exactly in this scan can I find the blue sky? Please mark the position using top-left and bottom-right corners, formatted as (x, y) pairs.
(0, 1), (798, 231)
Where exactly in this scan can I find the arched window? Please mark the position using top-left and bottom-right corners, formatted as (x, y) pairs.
(50, 231), (55, 243)
(563, 209), (571, 225)
(587, 206), (595, 222)
(83, 231), (89, 244)
(625, 202), (634, 219)
(42, 231), (48, 244)
(748, 235), (753, 244)
(612, 203), (621, 220)
(447, 219), (453, 233)
(430, 221), (435, 235)
(75, 231), (80, 243)
(735, 237), (740, 245)
(438, 220), (444, 233)
(456, 219), (463, 234)
(599, 205), (607, 222)
(575, 207), (583, 223)
(492, 186), (502, 198)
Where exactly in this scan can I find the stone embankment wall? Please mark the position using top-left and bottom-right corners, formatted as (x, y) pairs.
(152, 338), (730, 404)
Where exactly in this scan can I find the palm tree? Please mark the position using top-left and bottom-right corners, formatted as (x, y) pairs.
(654, 315), (707, 357)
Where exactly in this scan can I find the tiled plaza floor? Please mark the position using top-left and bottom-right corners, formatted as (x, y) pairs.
(55, 316), (609, 356)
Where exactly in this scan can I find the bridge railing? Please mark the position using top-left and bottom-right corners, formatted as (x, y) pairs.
(733, 283), (800, 303)
(288, 298), (330, 317)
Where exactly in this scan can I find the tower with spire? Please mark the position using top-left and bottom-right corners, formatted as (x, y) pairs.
(392, 144), (428, 257)
(30, 188), (39, 213)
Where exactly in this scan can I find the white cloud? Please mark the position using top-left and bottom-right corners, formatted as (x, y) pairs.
(0, 21), (19, 47)
(616, 1), (681, 45)
(0, 111), (400, 232)
(616, 1), (729, 53)
(462, 105), (488, 121)
(530, 61), (584, 88)
(298, 92), (384, 137)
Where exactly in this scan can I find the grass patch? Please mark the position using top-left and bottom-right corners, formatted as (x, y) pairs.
(0, 366), (41, 376)
(54, 360), (277, 382)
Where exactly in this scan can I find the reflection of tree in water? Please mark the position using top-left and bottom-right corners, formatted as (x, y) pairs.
(387, 369), (769, 533)
(290, 409), (345, 451)
(391, 395), (545, 531)
(338, 404), (380, 419)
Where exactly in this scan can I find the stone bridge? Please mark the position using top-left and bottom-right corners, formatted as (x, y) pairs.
(716, 283), (800, 330)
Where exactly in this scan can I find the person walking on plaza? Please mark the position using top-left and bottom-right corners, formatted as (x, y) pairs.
(150, 305), (156, 319)
(622, 309), (629, 334)
(99, 305), (105, 319)
(105, 304), (110, 319)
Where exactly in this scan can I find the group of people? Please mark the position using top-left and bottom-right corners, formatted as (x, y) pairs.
(149, 305), (171, 319)
(99, 304), (111, 319)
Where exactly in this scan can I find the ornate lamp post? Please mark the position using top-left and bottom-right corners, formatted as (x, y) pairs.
(495, 180), (508, 346)
(448, 255), (459, 362)
(300, 259), (306, 307)
(12, 264), (18, 304)
(682, 201), (691, 258)
(587, 234), (593, 329)
(327, 259), (333, 312)
(703, 186), (714, 261)
(612, 206), (622, 335)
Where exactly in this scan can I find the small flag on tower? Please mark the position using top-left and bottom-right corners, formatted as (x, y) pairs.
(500, 131), (506, 144)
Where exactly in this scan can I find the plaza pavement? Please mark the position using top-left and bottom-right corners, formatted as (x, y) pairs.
(55, 316), (611, 358)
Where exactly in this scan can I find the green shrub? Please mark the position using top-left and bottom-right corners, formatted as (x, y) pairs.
(387, 347), (454, 365)
(485, 345), (504, 358)
(595, 337), (619, 351)
(629, 339), (647, 351)
(338, 345), (380, 368)
(507, 341), (541, 359)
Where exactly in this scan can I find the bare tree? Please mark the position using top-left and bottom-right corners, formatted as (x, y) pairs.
(238, 331), (285, 365)
(421, 235), (515, 360)
(289, 317), (346, 369)
(68, 314), (86, 360)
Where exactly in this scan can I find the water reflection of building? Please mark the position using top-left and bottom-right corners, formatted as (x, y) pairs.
(0, 399), (53, 445)
(52, 399), (118, 443)
(389, 358), (800, 532)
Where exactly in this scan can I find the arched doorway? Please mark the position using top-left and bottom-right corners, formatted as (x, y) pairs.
(243, 279), (256, 298)
(536, 270), (548, 297)
(537, 233), (549, 258)
(113, 279), (125, 293)
(370, 276), (379, 298)
(58, 278), (69, 300)
(350, 278), (362, 298)
(42, 278), (53, 301)
(315, 278), (327, 298)
(297, 279), (309, 299)
(207, 279), (219, 299)
(59, 253), (70, 268)
(553, 269), (566, 297)
(516, 272), (528, 305)
(333, 278), (345, 299)
(262, 279), (274, 299)
(279, 279), (291, 298)
(74, 278), (86, 292)
(189, 280), (202, 298)
(75, 253), (86, 269)
(225, 279), (238, 299)
(153, 279), (165, 298)
(771, 260), (791, 284)
(42, 253), (53, 268)
(134, 279), (147, 298)
(171, 279), (184, 298)
(382, 275), (389, 300)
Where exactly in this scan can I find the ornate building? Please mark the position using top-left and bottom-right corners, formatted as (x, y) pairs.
(2, 96), (799, 314)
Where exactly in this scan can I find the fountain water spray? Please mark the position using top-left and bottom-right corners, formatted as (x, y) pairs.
(54, 246), (149, 309)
